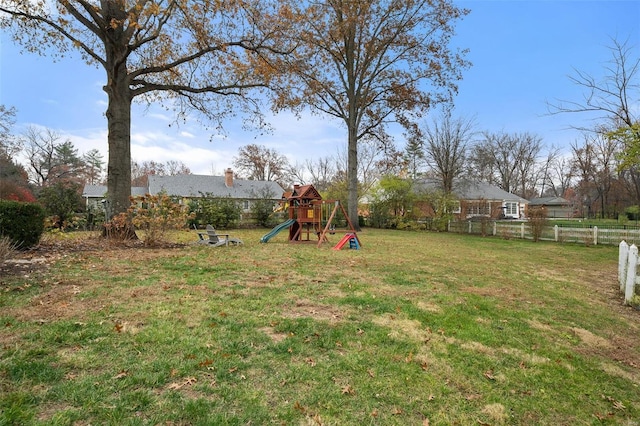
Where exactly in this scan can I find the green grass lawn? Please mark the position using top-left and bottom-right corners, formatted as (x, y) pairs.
(1, 228), (638, 425)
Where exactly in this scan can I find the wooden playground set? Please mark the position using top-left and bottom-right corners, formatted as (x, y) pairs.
(260, 184), (361, 250)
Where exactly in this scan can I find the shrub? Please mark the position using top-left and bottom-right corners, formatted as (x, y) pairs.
(625, 205), (640, 222)
(126, 193), (192, 247)
(527, 206), (549, 242)
(0, 200), (45, 249)
(189, 195), (241, 229)
(250, 188), (278, 228)
(38, 181), (83, 230)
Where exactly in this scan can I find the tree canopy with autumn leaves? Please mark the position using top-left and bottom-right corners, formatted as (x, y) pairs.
(273, 0), (470, 229)
(1, 0), (470, 232)
(0, 0), (290, 222)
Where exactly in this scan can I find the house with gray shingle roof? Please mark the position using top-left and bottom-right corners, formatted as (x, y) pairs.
(82, 184), (147, 211)
(414, 178), (529, 219)
(147, 169), (284, 211)
(82, 169), (284, 215)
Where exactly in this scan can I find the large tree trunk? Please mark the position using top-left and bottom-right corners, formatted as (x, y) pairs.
(347, 123), (361, 232)
(101, 0), (133, 221)
(102, 34), (136, 239)
(104, 59), (132, 219)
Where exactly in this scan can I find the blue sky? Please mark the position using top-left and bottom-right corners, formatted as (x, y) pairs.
(1, 0), (639, 176)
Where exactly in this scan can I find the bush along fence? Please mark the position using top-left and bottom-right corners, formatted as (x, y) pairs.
(618, 241), (640, 305)
(448, 221), (640, 246)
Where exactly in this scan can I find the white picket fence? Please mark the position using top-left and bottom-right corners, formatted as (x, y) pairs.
(449, 221), (640, 246)
(618, 241), (640, 305)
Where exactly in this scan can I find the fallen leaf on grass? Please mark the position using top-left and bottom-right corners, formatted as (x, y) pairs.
(593, 412), (613, 421)
(198, 359), (214, 368)
(341, 385), (355, 395)
(602, 395), (626, 410)
(113, 370), (128, 379)
(167, 377), (197, 390)
(483, 370), (495, 381)
(613, 400), (626, 410)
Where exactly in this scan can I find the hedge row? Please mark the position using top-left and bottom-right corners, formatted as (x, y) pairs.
(0, 200), (45, 249)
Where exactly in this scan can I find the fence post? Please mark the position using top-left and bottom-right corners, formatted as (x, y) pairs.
(619, 240), (629, 292)
(468, 221), (472, 234)
(493, 221), (497, 236)
(554, 225), (559, 242)
(625, 244), (638, 305)
(593, 226), (598, 246)
(521, 223), (525, 239)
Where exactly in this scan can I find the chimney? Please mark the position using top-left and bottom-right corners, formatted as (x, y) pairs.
(224, 168), (233, 188)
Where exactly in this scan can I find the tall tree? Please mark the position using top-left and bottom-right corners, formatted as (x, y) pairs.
(0, 105), (21, 158)
(23, 127), (86, 187)
(0, 0), (290, 222)
(537, 147), (571, 198)
(233, 144), (291, 187)
(571, 132), (621, 218)
(131, 160), (191, 186)
(83, 149), (105, 185)
(403, 128), (426, 180)
(0, 105), (33, 201)
(549, 36), (640, 203)
(467, 131), (542, 198)
(276, 0), (469, 229)
(549, 37), (639, 134)
(53, 140), (85, 184)
(305, 156), (338, 192)
(421, 112), (475, 193)
(512, 132), (544, 199)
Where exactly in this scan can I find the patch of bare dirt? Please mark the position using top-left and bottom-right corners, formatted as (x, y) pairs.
(259, 326), (289, 343)
(1, 238), (187, 324)
(0, 237), (166, 280)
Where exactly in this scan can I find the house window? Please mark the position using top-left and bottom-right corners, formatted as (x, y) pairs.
(504, 202), (518, 216)
(243, 200), (250, 210)
(467, 203), (490, 216)
(452, 202), (461, 214)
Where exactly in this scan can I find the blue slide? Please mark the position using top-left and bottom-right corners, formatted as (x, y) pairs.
(260, 219), (297, 243)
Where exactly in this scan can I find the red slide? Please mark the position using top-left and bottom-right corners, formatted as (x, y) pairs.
(332, 233), (354, 250)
